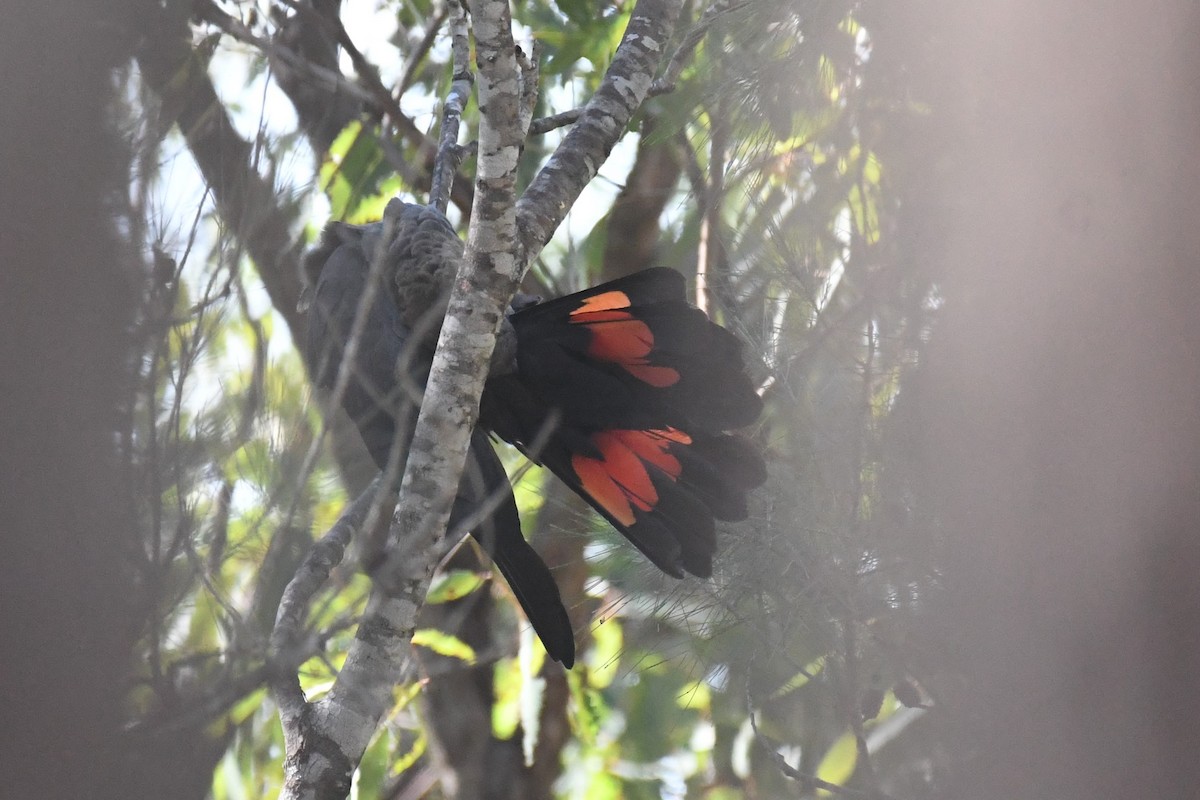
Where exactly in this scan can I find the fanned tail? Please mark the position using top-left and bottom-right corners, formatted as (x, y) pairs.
(508, 268), (763, 433)
(485, 268), (767, 580)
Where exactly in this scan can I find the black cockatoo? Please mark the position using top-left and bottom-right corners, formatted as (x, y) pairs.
(305, 200), (766, 668)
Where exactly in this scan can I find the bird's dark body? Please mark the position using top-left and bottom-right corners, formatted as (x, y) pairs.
(305, 201), (766, 667)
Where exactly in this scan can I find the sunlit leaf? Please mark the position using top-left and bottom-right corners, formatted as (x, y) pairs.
(356, 730), (389, 800)
(677, 680), (712, 712)
(586, 615), (623, 689)
(425, 569), (488, 604)
(705, 789), (743, 800)
(493, 657), (521, 739)
(815, 731), (858, 794)
(388, 730), (426, 778)
(569, 669), (607, 745)
(411, 628), (476, 663)
(130, 0), (928, 793)
(227, 688), (266, 727)
(584, 771), (622, 800)
(772, 655), (827, 698)
(862, 150), (883, 185)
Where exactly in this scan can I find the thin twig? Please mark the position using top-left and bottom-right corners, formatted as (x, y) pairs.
(430, 0), (473, 213)
(649, 0), (750, 95)
(304, 0), (434, 149)
(675, 129), (712, 222)
(837, 318), (882, 789)
(270, 475), (385, 713)
(397, 5), (450, 96)
(445, 409), (561, 540)
(282, 213), (402, 571)
(516, 0), (687, 263)
(202, 0), (432, 152)
(196, 0), (371, 106)
(516, 42), (541, 137)
(529, 107), (582, 136)
(840, 619), (882, 790)
(745, 684), (894, 800)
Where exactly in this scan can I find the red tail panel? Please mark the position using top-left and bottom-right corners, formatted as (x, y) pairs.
(570, 428), (691, 526)
(483, 267), (767, 580)
(568, 292), (683, 388)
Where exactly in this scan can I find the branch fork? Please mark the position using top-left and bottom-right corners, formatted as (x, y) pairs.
(272, 1), (687, 796)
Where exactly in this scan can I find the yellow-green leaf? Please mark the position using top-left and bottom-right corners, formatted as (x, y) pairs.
(815, 731), (858, 794)
(772, 655), (827, 698)
(426, 569), (487, 604)
(677, 680), (711, 711)
(492, 657), (521, 739)
(411, 628), (476, 663)
(587, 615), (623, 690)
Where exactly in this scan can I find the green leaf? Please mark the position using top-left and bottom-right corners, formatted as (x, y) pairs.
(676, 680), (711, 712)
(493, 657), (522, 739)
(226, 687), (266, 727)
(388, 731), (426, 778)
(319, 120), (396, 220)
(772, 655), (827, 698)
(586, 615), (623, 689)
(426, 569), (488, 604)
(568, 670), (608, 746)
(214, 746), (249, 800)
(585, 771), (622, 800)
(862, 150), (883, 185)
(847, 183), (880, 244)
(815, 731), (858, 794)
(705, 789), (744, 800)
(357, 730), (389, 800)
(411, 628), (476, 663)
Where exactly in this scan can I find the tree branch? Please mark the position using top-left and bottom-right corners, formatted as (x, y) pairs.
(746, 685), (893, 800)
(195, 0), (362, 153)
(136, 10), (307, 337)
(371, 0), (529, 592)
(273, 0), (430, 150)
(649, 0), (746, 95)
(515, 0), (685, 266)
(274, 1), (532, 794)
(271, 2), (690, 795)
(429, 0), (473, 213)
(602, 115), (684, 279)
(397, 5), (450, 96)
(270, 477), (385, 718)
(528, 107), (582, 136)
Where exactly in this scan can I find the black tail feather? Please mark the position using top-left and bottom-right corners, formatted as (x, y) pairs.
(509, 267), (763, 434)
(458, 432), (575, 667)
(484, 268), (767, 585)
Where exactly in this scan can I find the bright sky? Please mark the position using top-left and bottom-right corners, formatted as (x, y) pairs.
(143, 0), (641, 481)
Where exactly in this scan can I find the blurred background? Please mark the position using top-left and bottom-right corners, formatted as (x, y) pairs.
(3, 1), (1198, 798)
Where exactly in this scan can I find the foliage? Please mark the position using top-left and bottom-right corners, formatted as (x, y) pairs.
(120, 0), (941, 797)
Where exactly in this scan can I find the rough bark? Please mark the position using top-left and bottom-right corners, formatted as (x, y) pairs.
(428, 3), (473, 214)
(515, 0), (686, 266)
(267, 0), (692, 793)
(273, 1), (533, 795)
